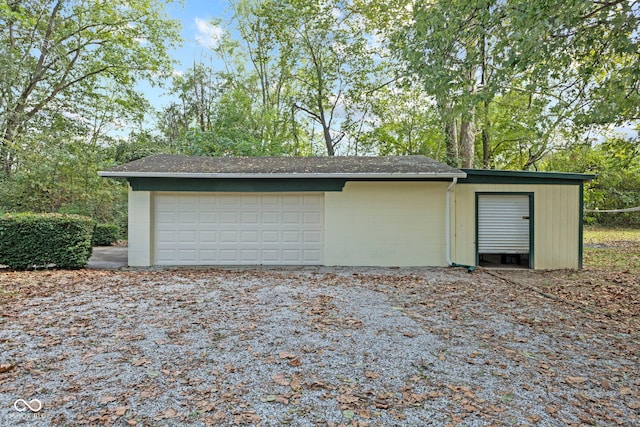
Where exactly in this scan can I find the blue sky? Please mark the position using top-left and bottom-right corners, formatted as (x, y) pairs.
(138, 1), (230, 120)
(167, 1), (229, 70)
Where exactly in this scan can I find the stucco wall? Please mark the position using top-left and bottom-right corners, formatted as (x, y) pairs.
(452, 184), (581, 269)
(324, 181), (448, 266)
(128, 187), (152, 267)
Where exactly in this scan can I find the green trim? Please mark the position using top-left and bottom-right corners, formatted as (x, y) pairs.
(475, 192), (535, 269)
(579, 183), (584, 269)
(461, 169), (594, 185)
(128, 177), (347, 192)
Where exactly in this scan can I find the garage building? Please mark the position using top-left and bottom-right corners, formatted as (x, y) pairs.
(99, 155), (593, 269)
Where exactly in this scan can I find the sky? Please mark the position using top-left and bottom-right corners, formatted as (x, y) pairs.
(166, 1), (228, 69)
(137, 1), (638, 141)
(137, 1), (230, 120)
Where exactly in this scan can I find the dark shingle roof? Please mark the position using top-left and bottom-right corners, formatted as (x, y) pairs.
(99, 155), (466, 178)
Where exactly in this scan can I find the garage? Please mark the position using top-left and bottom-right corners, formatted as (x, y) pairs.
(154, 193), (323, 265)
(99, 154), (593, 269)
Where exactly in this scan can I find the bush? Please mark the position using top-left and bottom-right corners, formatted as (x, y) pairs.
(0, 213), (94, 270)
(92, 223), (121, 246)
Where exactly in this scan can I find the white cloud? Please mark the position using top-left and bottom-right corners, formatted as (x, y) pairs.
(195, 17), (223, 49)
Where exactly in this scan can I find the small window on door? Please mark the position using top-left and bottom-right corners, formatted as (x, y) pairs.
(477, 194), (532, 268)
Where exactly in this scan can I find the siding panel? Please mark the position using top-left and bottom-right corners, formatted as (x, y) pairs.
(454, 184), (581, 269)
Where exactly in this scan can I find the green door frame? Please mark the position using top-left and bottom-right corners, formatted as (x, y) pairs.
(475, 192), (535, 269)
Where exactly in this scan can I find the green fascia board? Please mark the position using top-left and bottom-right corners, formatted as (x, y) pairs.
(128, 177), (347, 192)
(460, 169), (595, 185)
(128, 177), (464, 192)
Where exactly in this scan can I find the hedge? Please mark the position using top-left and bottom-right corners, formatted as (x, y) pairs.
(0, 213), (94, 270)
(92, 223), (121, 246)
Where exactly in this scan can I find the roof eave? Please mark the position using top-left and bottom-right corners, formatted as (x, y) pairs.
(98, 171), (468, 179)
(462, 168), (594, 182)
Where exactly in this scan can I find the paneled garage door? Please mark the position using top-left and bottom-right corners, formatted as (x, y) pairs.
(153, 193), (324, 265)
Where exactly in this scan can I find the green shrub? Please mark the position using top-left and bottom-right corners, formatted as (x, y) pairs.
(0, 213), (94, 270)
(92, 223), (121, 246)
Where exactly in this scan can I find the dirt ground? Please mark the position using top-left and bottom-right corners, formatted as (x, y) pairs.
(1, 267), (639, 426)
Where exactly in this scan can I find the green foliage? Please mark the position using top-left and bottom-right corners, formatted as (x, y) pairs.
(0, 0), (181, 177)
(542, 136), (640, 227)
(92, 223), (121, 246)
(0, 213), (94, 269)
(0, 137), (128, 225)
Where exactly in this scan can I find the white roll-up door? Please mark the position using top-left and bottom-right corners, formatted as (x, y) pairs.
(477, 194), (530, 254)
(153, 193), (324, 265)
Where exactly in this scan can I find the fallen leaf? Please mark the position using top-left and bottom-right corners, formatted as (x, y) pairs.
(272, 373), (290, 386)
(342, 409), (355, 419)
(290, 374), (302, 391)
(99, 395), (117, 405)
(565, 376), (587, 385)
(627, 401), (640, 410)
(131, 358), (149, 367)
(115, 406), (127, 416)
(164, 408), (178, 418)
(279, 351), (297, 359)
(288, 358), (302, 367)
(234, 411), (261, 424)
(275, 395), (289, 404)
(365, 371), (380, 379)
(546, 405), (558, 416)
(337, 394), (359, 404)
(0, 364), (16, 374)
(620, 387), (633, 395)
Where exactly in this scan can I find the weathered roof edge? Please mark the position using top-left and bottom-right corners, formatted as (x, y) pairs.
(462, 168), (595, 182)
(98, 171), (467, 179)
(98, 154), (467, 179)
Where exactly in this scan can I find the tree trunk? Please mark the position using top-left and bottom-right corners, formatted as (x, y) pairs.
(1, 147), (12, 179)
(459, 109), (476, 168)
(439, 100), (458, 167)
(444, 117), (458, 167)
(322, 121), (335, 156)
(482, 101), (491, 169)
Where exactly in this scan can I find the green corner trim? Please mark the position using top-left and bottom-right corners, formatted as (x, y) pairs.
(128, 177), (347, 192)
(579, 183), (584, 270)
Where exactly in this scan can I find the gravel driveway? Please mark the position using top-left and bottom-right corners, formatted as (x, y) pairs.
(1, 267), (638, 426)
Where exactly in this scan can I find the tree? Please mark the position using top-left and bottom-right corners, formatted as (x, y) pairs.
(368, 0), (639, 169)
(388, 0), (503, 168)
(221, 0), (384, 156)
(501, 0), (640, 128)
(0, 0), (180, 177)
(542, 134), (640, 227)
(355, 80), (444, 157)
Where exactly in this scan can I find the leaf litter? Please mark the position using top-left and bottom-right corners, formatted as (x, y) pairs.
(0, 267), (638, 426)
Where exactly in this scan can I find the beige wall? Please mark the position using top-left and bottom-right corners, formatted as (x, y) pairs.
(324, 181), (449, 266)
(128, 187), (153, 266)
(452, 184), (581, 270)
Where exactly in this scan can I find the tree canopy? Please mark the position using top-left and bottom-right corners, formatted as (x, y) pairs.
(0, 0), (638, 226)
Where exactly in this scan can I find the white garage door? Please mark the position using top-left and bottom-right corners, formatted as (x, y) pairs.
(477, 194), (530, 254)
(153, 193), (324, 265)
